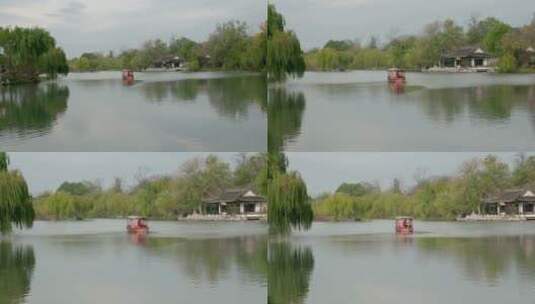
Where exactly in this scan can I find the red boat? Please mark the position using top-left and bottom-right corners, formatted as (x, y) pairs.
(122, 69), (134, 85)
(127, 216), (149, 233)
(395, 216), (414, 234)
(387, 68), (406, 83)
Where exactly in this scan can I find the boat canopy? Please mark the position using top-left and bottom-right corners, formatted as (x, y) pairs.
(127, 216), (146, 220)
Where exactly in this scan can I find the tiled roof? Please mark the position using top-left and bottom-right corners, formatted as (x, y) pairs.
(204, 189), (266, 204)
(483, 189), (535, 203)
(442, 47), (492, 58)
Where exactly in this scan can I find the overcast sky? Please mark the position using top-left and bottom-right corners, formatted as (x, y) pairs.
(0, 0), (264, 57)
(271, 0), (535, 50)
(8, 153), (242, 195)
(287, 152), (528, 196)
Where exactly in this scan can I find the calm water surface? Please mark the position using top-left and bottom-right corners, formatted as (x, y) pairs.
(270, 220), (535, 304)
(0, 72), (266, 151)
(1, 220), (267, 304)
(270, 71), (535, 151)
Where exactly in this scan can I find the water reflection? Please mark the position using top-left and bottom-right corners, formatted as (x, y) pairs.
(140, 76), (267, 119)
(268, 88), (306, 152)
(417, 235), (535, 285)
(389, 81), (405, 94)
(268, 242), (314, 304)
(0, 83), (69, 136)
(143, 235), (267, 284)
(276, 78), (535, 150)
(0, 241), (35, 304)
(0, 73), (266, 151)
(415, 85), (535, 123)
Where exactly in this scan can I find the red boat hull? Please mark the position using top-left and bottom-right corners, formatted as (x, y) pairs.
(127, 226), (149, 233)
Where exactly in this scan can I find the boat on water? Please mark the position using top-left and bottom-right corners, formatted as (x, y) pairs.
(387, 68), (406, 82)
(126, 216), (149, 233)
(395, 216), (414, 234)
(122, 69), (134, 84)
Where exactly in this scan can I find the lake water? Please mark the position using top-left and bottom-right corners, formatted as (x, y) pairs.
(0, 72), (266, 151)
(269, 220), (535, 304)
(270, 71), (535, 151)
(0, 220), (267, 304)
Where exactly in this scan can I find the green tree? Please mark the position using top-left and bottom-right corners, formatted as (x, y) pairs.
(267, 4), (305, 81)
(206, 21), (249, 70)
(336, 182), (379, 197)
(483, 21), (512, 55)
(0, 27), (68, 83)
(497, 52), (518, 72)
(0, 152), (34, 233)
(268, 169), (313, 234)
(57, 181), (100, 196)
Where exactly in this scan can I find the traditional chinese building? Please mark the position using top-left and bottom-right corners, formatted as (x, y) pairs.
(440, 47), (496, 71)
(481, 189), (535, 218)
(201, 189), (267, 220)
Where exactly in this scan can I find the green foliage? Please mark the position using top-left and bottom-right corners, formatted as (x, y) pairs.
(497, 52), (518, 73)
(0, 152), (34, 234)
(207, 21), (249, 70)
(313, 154), (519, 221)
(33, 154), (265, 220)
(512, 155), (535, 186)
(39, 47), (69, 79)
(267, 4), (305, 81)
(0, 27), (69, 83)
(324, 40), (355, 51)
(268, 171), (313, 234)
(267, 4), (285, 38)
(336, 182), (378, 197)
(68, 20), (264, 72)
(483, 21), (512, 55)
(57, 181), (100, 196)
(303, 16), (524, 72)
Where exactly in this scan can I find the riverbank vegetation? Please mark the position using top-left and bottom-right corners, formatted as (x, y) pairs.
(0, 27), (69, 85)
(305, 15), (535, 73)
(69, 20), (266, 73)
(266, 4), (305, 81)
(0, 153), (34, 234)
(266, 153), (313, 233)
(313, 154), (535, 221)
(33, 154), (266, 220)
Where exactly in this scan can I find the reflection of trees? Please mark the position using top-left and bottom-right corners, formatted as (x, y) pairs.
(416, 85), (535, 123)
(268, 242), (314, 304)
(0, 241), (35, 304)
(145, 235), (267, 284)
(417, 236), (535, 285)
(0, 83), (69, 134)
(268, 88), (306, 152)
(139, 75), (266, 119)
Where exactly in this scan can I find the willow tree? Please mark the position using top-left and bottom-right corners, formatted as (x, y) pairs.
(0, 152), (34, 234)
(267, 151), (313, 234)
(267, 4), (305, 81)
(0, 27), (69, 84)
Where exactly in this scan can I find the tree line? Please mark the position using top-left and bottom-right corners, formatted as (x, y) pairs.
(313, 154), (535, 221)
(0, 27), (69, 84)
(32, 154), (267, 220)
(305, 15), (535, 73)
(69, 20), (266, 73)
